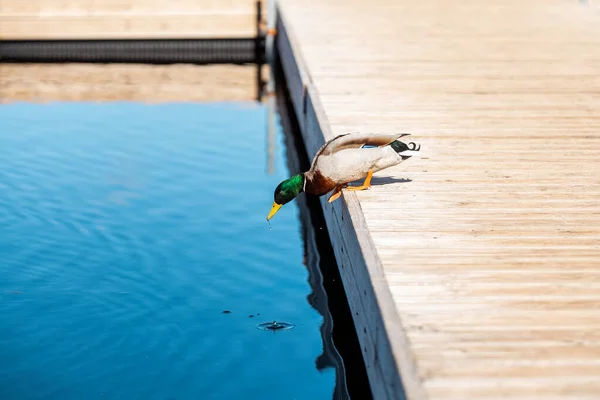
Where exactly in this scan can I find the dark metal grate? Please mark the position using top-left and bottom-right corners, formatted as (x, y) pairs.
(0, 38), (265, 65)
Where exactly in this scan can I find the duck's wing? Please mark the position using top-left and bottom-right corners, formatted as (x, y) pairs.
(309, 133), (410, 172)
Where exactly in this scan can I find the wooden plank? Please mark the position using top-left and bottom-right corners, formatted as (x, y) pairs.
(1, 0), (258, 14)
(276, 0), (600, 398)
(0, 15), (257, 39)
(276, 8), (425, 400)
(0, 0), (263, 39)
(0, 64), (260, 103)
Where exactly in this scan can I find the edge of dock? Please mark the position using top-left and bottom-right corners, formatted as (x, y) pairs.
(274, 5), (426, 400)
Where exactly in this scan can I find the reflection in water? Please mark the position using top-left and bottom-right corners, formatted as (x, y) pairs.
(299, 197), (350, 399)
(278, 107), (348, 399)
(266, 91), (277, 175)
(270, 68), (373, 399)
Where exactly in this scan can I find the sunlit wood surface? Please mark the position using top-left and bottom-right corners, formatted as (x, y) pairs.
(276, 0), (600, 399)
(0, 0), (264, 39)
(0, 64), (261, 103)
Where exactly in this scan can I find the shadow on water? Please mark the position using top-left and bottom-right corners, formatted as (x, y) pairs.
(270, 63), (374, 400)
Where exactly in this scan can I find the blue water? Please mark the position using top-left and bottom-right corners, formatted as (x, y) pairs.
(0, 102), (337, 400)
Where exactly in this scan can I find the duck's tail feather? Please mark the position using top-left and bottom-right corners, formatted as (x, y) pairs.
(390, 140), (421, 160)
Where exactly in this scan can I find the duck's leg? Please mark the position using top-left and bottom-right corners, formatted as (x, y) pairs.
(327, 185), (346, 203)
(346, 170), (373, 191)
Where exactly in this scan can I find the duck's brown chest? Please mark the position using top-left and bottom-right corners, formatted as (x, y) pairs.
(305, 170), (337, 196)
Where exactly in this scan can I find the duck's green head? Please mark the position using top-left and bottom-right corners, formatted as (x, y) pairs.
(267, 174), (305, 221)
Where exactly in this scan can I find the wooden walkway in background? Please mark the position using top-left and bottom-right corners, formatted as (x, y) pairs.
(0, 0), (265, 103)
(0, 64), (260, 103)
(276, 0), (600, 399)
(0, 0), (264, 39)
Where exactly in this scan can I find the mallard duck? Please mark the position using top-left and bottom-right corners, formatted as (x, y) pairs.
(267, 132), (420, 221)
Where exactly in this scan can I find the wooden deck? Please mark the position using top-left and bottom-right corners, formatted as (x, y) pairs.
(275, 0), (600, 399)
(0, 64), (260, 103)
(0, 0), (264, 39)
(0, 0), (267, 103)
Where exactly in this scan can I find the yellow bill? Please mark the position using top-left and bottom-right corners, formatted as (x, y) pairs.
(266, 201), (282, 221)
